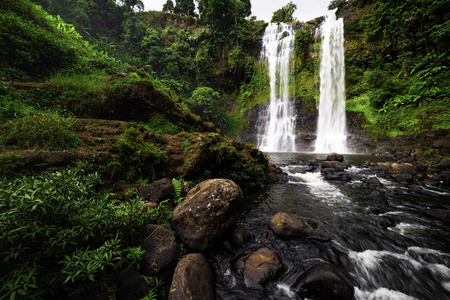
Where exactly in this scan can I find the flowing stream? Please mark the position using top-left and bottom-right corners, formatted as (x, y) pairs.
(212, 153), (450, 300)
(315, 11), (348, 153)
(257, 23), (296, 152)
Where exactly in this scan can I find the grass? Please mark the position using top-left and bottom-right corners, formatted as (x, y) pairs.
(0, 112), (82, 150)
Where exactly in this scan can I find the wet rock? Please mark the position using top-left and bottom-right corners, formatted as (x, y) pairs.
(326, 152), (344, 162)
(171, 179), (244, 252)
(363, 191), (388, 206)
(168, 253), (216, 300)
(139, 178), (174, 203)
(438, 157), (450, 169)
(424, 209), (450, 223)
(234, 247), (283, 285)
(117, 267), (148, 300)
(321, 161), (344, 172)
(256, 231), (276, 244)
(136, 224), (180, 279)
(339, 173), (351, 182)
(392, 173), (414, 183)
(231, 227), (251, 246)
(350, 182), (363, 189)
(389, 163), (417, 176)
(305, 164), (315, 172)
(294, 264), (354, 300)
(372, 162), (390, 174)
(269, 212), (322, 238)
(363, 177), (383, 186)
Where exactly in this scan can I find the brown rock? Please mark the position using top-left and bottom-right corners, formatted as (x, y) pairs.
(168, 253), (216, 300)
(171, 179), (244, 252)
(326, 152), (344, 162)
(139, 178), (174, 203)
(269, 212), (322, 238)
(136, 224), (180, 279)
(234, 247), (283, 285)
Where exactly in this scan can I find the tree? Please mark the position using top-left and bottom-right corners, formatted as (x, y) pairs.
(174, 0), (196, 16)
(271, 1), (297, 23)
(328, 0), (347, 10)
(163, 0), (175, 12)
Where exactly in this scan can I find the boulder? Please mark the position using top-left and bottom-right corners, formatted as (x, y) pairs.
(392, 173), (413, 183)
(363, 177), (383, 186)
(234, 247), (283, 285)
(117, 267), (148, 300)
(168, 253), (216, 300)
(321, 161), (344, 172)
(294, 264), (354, 300)
(269, 212), (322, 238)
(136, 224), (180, 279)
(438, 157), (450, 169)
(326, 153), (344, 162)
(42, 151), (77, 166)
(363, 191), (388, 206)
(139, 178), (174, 203)
(171, 178), (244, 252)
(230, 227), (251, 247)
(424, 209), (450, 223)
(389, 163), (417, 176)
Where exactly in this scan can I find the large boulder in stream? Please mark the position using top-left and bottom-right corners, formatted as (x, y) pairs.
(136, 224), (180, 279)
(269, 212), (323, 238)
(321, 161), (345, 172)
(234, 247), (283, 286)
(168, 253), (216, 300)
(294, 264), (355, 300)
(326, 152), (344, 162)
(171, 178), (244, 252)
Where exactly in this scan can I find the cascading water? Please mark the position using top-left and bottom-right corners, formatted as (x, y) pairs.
(315, 11), (348, 153)
(257, 23), (296, 152)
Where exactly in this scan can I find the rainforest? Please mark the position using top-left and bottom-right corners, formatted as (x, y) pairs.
(0, 0), (449, 299)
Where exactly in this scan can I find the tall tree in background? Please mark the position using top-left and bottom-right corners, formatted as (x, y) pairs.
(174, 0), (196, 16)
(271, 1), (297, 23)
(197, 0), (251, 29)
(163, 0), (175, 12)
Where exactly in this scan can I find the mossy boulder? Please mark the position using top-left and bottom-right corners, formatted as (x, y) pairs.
(269, 212), (322, 238)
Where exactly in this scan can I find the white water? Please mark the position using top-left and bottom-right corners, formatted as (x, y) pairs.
(315, 11), (348, 153)
(257, 23), (296, 152)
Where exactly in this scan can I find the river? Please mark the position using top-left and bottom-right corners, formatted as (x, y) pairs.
(212, 153), (450, 300)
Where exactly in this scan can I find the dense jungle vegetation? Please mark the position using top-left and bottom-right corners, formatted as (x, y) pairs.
(0, 0), (448, 298)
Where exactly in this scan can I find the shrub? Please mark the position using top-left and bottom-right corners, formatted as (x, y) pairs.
(0, 162), (149, 298)
(0, 112), (82, 150)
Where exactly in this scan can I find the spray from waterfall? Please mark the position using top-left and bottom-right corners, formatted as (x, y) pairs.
(257, 23), (296, 152)
(315, 11), (348, 153)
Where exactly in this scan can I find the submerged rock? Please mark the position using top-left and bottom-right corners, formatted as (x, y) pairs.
(424, 209), (450, 223)
(363, 191), (388, 206)
(168, 253), (216, 300)
(171, 178), (244, 252)
(269, 212), (322, 238)
(294, 264), (354, 300)
(234, 247), (283, 286)
(231, 227), (252, 246)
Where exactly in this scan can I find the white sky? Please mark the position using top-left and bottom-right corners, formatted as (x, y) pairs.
(140, 0), (331, 22)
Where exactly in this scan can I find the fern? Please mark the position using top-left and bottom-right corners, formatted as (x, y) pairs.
(172, 178), (184, 204)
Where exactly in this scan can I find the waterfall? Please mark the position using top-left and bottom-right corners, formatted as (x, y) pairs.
(315, 11), (348, 153)
(257, 23), (296, 152)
